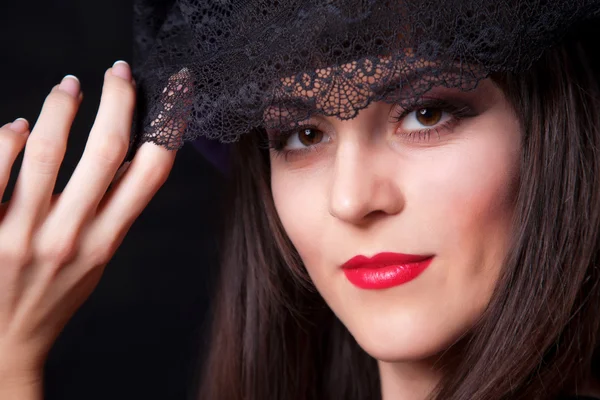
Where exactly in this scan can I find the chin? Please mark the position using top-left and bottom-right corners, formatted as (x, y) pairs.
(351, 326), (453, 363)
(341, 307), (476, 364)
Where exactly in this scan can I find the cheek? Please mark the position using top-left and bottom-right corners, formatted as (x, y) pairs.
(426, 125), (520, 262)
(421, 137), (519, 251)
(395, 120), (522, 356)
(271, 169), (328, 254)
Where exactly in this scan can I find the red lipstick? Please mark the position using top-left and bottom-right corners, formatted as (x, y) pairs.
(341, 252), (433, 289)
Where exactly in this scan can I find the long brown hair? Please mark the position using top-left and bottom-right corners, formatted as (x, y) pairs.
(198, 37), (600, 400)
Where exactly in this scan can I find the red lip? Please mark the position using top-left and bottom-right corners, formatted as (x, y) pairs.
(342, 252), (433, 289)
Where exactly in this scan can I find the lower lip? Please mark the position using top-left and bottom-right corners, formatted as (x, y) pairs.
(343, 257), (433, 289)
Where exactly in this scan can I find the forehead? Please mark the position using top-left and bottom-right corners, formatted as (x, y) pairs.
(262, 51), (483, 128)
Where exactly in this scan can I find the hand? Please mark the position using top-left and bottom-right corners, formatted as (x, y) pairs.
(0, 61), (184, 377)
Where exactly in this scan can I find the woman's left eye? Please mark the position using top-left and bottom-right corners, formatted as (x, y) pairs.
(401, 107), (449, 131)
(390, 99), (475, 142)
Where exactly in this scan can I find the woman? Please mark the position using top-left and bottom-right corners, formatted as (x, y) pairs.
(1, 1), (600, 399)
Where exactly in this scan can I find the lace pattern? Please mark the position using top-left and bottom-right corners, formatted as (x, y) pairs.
(130, 0), (600, 152)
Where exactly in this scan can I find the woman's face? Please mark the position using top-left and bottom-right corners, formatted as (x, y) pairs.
(268, 78), (521, 362)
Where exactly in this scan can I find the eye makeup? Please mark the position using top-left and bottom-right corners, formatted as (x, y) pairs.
(265, 86), (487, 162)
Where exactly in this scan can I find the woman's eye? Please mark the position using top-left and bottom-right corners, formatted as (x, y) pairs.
(401, 107), (449, 131)
(284, 127), (326, 149)
(270, 104), (460, 153)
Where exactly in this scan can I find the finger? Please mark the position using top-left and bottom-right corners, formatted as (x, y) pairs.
(80, 140), (177, 265)
(81, 68), (193, 262)
(40, 61), (135, 244)
(4, 76), (82, 232)
(0, 119), (30, 202)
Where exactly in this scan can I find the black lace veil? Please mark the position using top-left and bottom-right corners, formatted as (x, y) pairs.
(130, 0), (600, 154)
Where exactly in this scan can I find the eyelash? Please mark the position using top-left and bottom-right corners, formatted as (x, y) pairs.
(267, 98), (475, 161)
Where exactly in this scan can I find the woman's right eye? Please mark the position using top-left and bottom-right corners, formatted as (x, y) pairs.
(269, 125), (330, 152)
(285, 127), (326, 149)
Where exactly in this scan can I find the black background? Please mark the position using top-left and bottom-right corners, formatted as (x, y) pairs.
(0, 1), (224, 399)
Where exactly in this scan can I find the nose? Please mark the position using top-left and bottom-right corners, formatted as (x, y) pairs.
(328, 140), (404, 224)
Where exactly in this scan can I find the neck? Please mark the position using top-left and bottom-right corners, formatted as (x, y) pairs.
(378, 358), (442, 400)
(376, 340), (467, 400)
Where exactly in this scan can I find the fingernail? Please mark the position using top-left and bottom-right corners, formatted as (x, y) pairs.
(9, 118), (29, 134)
(111, 60), (132, 81)
(58, 75), (81, 98)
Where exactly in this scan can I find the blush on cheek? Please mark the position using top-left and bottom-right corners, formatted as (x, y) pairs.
(436, 124), (519, 223)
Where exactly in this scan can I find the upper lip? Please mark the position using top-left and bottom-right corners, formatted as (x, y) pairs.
(341, 252), (433, 269)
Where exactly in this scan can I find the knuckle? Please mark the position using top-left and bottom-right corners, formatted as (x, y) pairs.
(82, 225), (126, 266)
(0, 129), (25, 155)
(139, 160), (170, 187)
(0, 239), (32, 267)
(45, 90), (78, 115)
(105, 78), (136, 107)
(25, 136), (65, 172)
(85, 243), (114, 266)
(90, 136), (128, 167)
(35, 234), (78, 264)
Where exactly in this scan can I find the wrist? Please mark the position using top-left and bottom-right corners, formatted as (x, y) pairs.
(0, 346), (44, 399)
(0, 371), (43, 399)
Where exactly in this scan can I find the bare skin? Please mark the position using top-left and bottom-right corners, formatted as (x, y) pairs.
(0, 61), (182, 398)
(269, 77), (600, 399)
(0, 59), (597, 399)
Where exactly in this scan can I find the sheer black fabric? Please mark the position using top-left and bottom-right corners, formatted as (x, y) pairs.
(130, 0), (600, 153)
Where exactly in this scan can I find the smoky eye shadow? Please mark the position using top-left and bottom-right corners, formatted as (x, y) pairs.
(430, 87), (494, 115)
